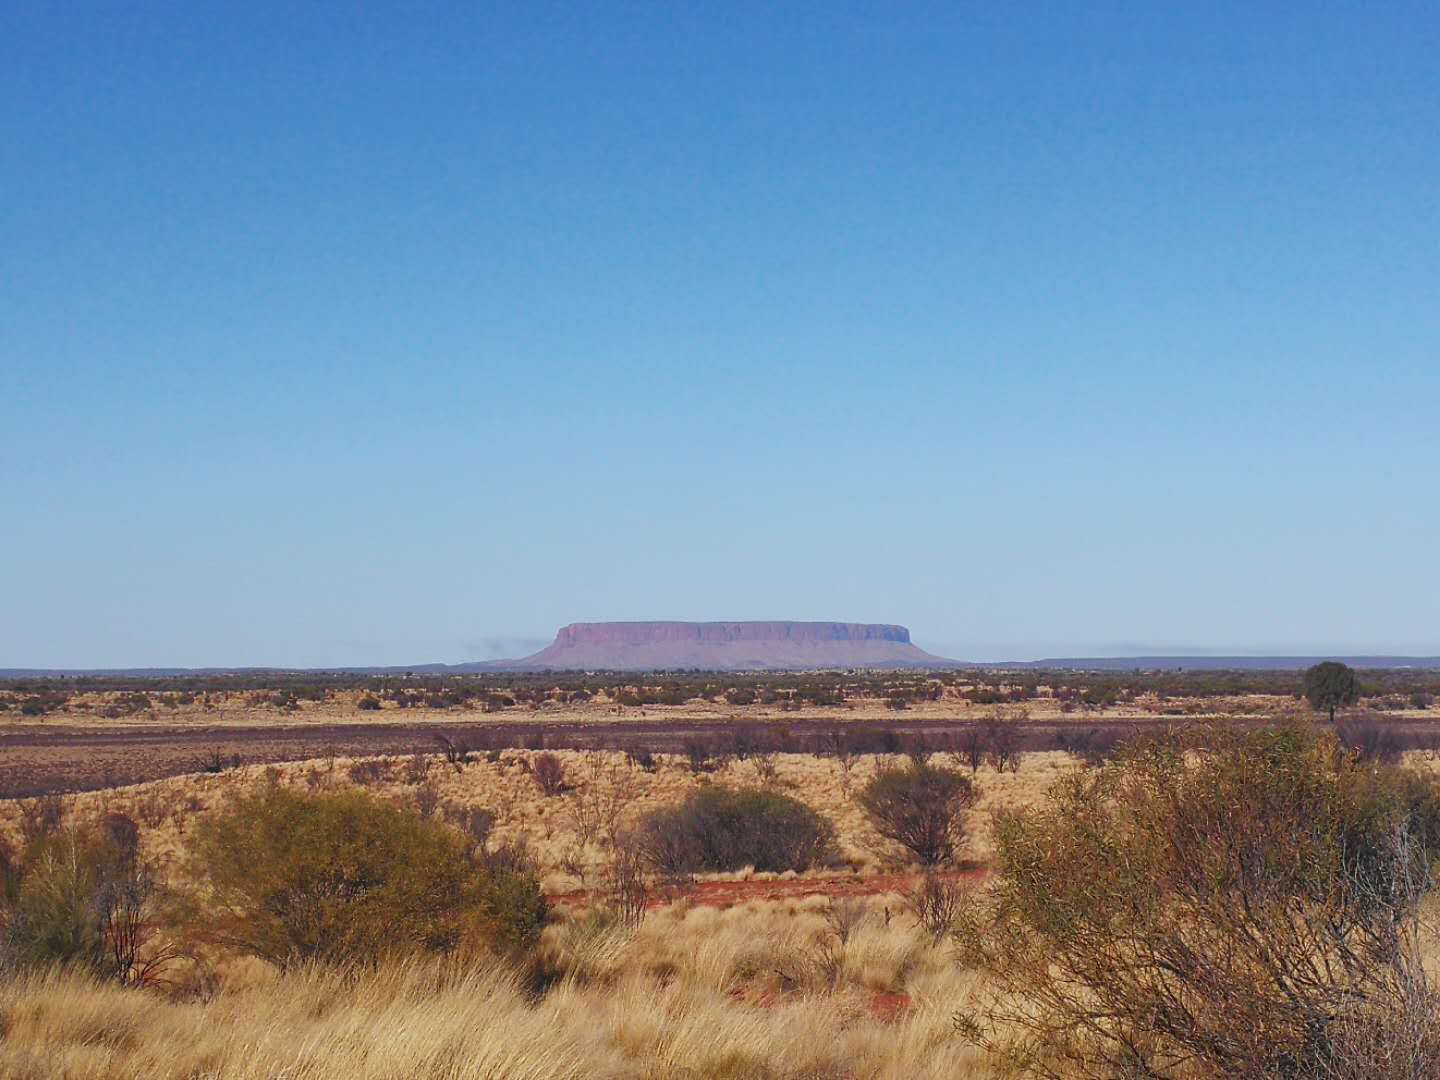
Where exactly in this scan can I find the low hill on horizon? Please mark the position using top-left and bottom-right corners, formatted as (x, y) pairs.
(475, 621), (957, 671)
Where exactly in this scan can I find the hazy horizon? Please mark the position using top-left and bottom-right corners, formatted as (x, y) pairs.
(7, 623), (1440, 673)
(5, 6), (1438, 668)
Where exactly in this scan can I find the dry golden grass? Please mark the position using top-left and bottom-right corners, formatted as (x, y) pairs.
(0, 895), (993, 1079)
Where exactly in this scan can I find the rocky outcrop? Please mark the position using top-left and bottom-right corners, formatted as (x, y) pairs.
(500, 621), (955, 671)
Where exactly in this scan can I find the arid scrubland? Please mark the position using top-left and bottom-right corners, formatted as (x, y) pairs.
(6, 676), (1440, 1078)
(0, 748), (1068, 888)
(7, 668), (1437, 799)
(0, 744), (1019, 1078)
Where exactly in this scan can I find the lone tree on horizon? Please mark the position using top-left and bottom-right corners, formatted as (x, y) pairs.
(1303, 660), (1360, 722)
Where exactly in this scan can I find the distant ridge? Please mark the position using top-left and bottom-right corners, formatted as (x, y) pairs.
(1008, 655), (1440, 672)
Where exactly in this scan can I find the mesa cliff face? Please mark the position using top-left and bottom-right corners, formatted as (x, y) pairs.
(503, 621), (954, 671)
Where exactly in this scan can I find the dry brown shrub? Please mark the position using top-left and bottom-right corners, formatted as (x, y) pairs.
(532, 752), (566, 797)
(403, 751), (432, 786)
(347, 758), (389, 786)
(561, 754), (630, 847)
(607, 835), (649, 929)
(958, 725), (1440, 1079)
(441, 802), (495, 851)
(905, 871), (967, 941)
(857, 762), (975, 867)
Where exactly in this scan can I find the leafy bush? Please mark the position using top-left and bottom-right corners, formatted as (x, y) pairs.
(857, 762), (975, 866)
(186, 786), (546, 967)
(635, 787), (835, 875)
(960, 725), (1440, 1079)
(357, 695), (382, 711)
(1, 819), (174, 986)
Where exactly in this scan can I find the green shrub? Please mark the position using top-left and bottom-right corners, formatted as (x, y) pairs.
(1, 819), (171, 986)
(857, 762), (975, 866)
(357, 695), (382, 711)
(635, 787), (835, 875)
(960, 725), (1440, 1079)
(186, 786), (546, 967)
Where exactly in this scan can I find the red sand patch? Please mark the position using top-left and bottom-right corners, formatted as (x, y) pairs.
(549, 868), (987, 910)
(867, 990), (911, 1023)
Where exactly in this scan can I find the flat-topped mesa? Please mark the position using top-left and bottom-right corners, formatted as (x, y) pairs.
(553, 621), (912, 647)
(508, 620), (952, 671)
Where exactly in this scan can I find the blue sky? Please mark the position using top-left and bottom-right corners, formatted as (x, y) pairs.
(3, 3), (1438, 667)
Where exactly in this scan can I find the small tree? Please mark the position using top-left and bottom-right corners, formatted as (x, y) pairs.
(1305, 660), (1361, 722)
(857, 762), (975, 866)
(958, 727), (986, 774)
(983, 717), (1024, 772)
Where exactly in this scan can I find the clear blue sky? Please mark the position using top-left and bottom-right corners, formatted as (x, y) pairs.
(3, 4), (1438, 667)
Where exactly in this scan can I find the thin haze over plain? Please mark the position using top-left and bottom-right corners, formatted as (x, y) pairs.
(2, 5), (1438, 668)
